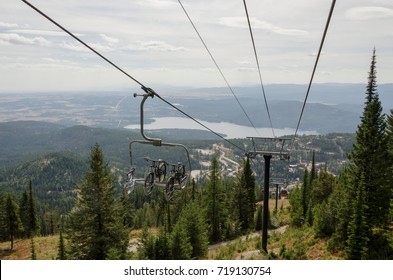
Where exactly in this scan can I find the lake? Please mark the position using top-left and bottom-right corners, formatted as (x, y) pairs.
(124, 117), (318, 138)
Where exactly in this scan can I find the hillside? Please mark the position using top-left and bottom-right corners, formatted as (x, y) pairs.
(0, 151), (88, 212)
(2, 84), (393, 135)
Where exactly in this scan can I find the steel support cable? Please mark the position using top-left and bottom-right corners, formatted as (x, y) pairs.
(22, 0), (246, 153)
(242, 0), (275, 138)
(177, 0), (260, 136)
(291, 0), (336, 151)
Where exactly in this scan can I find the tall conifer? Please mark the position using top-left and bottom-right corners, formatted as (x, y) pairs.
(348, 49), (390, 227)
(5, 193), (23, 250)
(67, 143), (128, 259)
(27, 181), (38, 237)
(205, 157), (226, 242)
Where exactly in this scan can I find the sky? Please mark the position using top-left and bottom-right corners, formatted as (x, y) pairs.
(0, 0), (392, 93)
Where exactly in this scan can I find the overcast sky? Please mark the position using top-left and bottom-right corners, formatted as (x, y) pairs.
(1, 0), (392, 93)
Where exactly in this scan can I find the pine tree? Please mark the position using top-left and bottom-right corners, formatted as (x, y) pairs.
(310, 150), (317, 184)
(176, 202), (209, 259)
(30, 237), (37, 260)
(0, 192), (5, 241)
(67, 143), (128, 260)
(170, 221), (192, 260)
(19, 190), (29, 238)
(385, 109), (393, 221)
(4, 193), (23, 250)
(138, 226), (156, 260)
(120, 187), (134, 228)
(204, 157), (226, 242)
(244, 157), (256, 229)
(27, 181), (38, 237)
(345, 175), (369, 259)
(233, 162), (248, 231)
(348, 49), (390, 227)
(386, 109), (393, 159)
(57, 231), (67, 260)
(301, 169), (309, 219)
(289, 186), (304, 227)
(155, 228), (172, 260)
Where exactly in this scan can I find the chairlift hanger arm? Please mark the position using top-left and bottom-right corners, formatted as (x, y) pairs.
(133, 90), (162, 146)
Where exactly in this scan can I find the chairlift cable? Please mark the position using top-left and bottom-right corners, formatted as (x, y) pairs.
(177, 0), (260, 136)
(242, 0), (275, 138)
(22, 0), (246, 153)
(291, 0), (336, 151)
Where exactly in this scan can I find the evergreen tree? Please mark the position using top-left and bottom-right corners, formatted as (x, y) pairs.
(4, 193), (23, 250)
(170, 221), (192, 260)
(0, 192), (5, 241)
(177, 202), (209, 259)
(326, 168), (353, 250)
(386, 109), (393, 162)
(155, 228), (172, 260)
(19, 190), (29, 238)
(244, 157), (256, 229)
(67, 143), (128, 260)
(345, 175), (369, 259)
(385, 110), (393, 222)
(301, 169), (309, 219)
(204, 157), (226, 242)
(30, 237), (37, 260)
(57, 231), (67, 260)
(289, 186), (304, 227)
(233, 162), (248, 231)
(138, 226), (155, 260)
(27, 181), (38, 237)
(310, 169), (336, 205)
(310, 150), (317, 180)
(348, 49), (390, 227)
(120, 187), (134, 228)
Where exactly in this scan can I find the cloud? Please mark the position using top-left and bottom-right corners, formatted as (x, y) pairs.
(0, 22), (18, 28)
(127, 41), (186, 52)
(219, 17), (308, 36)
(136, 0), (176, 8)
(10, 29), (71, 37)
(60, 41), (114, 52)
(237, 67), (257, 72)
(99, 34), (119, 45)
(346, 6), (393, 20)
(0, 33), (51, 46)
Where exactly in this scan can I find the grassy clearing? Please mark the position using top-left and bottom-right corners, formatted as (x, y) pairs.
(0, 199), (344, 260)
(0, 235), (59, 260)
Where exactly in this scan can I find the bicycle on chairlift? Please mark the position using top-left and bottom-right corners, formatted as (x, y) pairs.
(165, 161), (188, 201)
(144, 157), (167, 196)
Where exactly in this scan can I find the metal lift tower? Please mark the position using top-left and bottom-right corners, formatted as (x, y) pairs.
(246, 137), (290, 254)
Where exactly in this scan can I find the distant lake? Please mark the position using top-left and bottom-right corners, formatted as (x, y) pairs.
(124, 117), (318, 138)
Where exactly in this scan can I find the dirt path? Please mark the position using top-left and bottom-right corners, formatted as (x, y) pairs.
(208, 225), (289, 252)
(128, 225), (289, 255)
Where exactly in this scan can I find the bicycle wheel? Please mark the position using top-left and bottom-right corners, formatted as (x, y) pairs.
(165, 177), (175, 201)
(144, 172), (154, 196)
(178, 165), (188, 189)
(158, 162), (166, 182)
(179, 175), (188, 190)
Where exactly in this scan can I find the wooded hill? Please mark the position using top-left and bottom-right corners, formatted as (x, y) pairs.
(0, 120), (354, 238)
